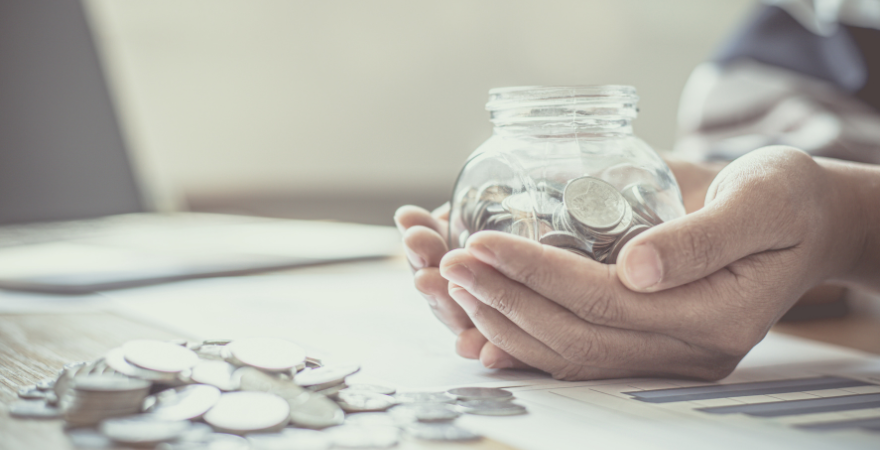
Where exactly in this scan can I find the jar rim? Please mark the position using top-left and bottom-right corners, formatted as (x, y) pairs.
(486, 85), (638, 112)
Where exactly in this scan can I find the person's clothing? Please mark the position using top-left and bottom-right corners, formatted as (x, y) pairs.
(675, 0), (880, 163)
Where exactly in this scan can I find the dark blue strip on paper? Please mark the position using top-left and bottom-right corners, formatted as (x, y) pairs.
(796, 417), (880, 431)
(625, 377), (871, 403)
(697, 393), (880, 417)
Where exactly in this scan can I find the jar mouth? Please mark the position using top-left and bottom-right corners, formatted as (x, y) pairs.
(486, 85), (639, 131)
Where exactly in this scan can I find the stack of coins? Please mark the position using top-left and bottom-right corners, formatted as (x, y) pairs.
(11, 336), (527, 449)
(455, 176), (664, 263)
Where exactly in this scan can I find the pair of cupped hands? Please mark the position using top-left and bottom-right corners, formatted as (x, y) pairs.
(395, 146), (868, 380)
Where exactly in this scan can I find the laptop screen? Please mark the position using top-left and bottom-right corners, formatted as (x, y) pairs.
(0, 0), (144, 225)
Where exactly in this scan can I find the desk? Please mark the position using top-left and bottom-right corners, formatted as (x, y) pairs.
(0, 256), (877, 449)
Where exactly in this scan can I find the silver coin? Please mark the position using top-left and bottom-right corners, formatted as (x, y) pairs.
(458, 399), (527, 416)
(344, 412), (399, 426)
(99, 416), (191, 445)
(66, 428), (114, 449)
(203, 338), (233, 345)
(288, 392), (345, 429)
(446, 387), (513, 402)
(237, 367), (305, 400)
(305, 356), (323, 369)
(36, 378), (56, 391)
(622, 183), (664, 225)
(190, 360), (240, 391)
(405, 422), (481, 442)
(607, 224), (650, 264)
(326, 425), (400, 449)
(72, 374), (151, 393)
(147, 384), (221, 421)
(18, 386), (47, 400)
(564, 177), (627, 231)
(343, 384), (396, 396)
(122, 340), (199, 373)
(294, 364), (360, 387)
(159, 433), (249, 450)
(9, 400), (62, 419)
(203, 392), (291, 434)
(309, 382), (347, 398)
(483, 212), (514, 232)
(336, 391), (396, 413)
(247, 428), (331, 450)
(538, 231), (590, 253)
(458, 230), (470, 248)
(389, 403), (460, 422)
(477, 183), (512, 203)
(394, 392), (456, 404)
(105, 347), (179, 382)
(228, 337), (306, 372)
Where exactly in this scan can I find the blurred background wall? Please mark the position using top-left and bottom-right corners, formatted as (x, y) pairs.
(84, 0), (754, 224)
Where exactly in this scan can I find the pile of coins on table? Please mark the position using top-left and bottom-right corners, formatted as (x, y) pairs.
(11, 337), (526, 449)
(456, 176), (664, 263)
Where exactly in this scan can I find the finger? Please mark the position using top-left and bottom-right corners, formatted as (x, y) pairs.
(460, 232), (709, 336)
(479, 342), (532, 370)
(402, 226), (448, 270)
(394, 205), (443, 235)
(447, 284), (647, 379)
(413, 268), (473, 334)
(456, 327), (486, 359)
(432, 202), (450, 221)
(616, 150), (808, 292)
(440, 250), (715, 374)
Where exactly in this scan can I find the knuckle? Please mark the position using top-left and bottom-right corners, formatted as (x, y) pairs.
(481, 283), (523, 321)
(679, 226), (716, 274)
(573, 267), (621, 325)
(511, 244), (547, 287)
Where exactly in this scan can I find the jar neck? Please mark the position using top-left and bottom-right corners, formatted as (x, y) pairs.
(486, 85), (638, 138)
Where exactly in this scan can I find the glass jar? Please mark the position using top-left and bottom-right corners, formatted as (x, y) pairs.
(449, 86), (685, 264)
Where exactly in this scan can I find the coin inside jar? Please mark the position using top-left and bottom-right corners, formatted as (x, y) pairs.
(563, 177), (627, 232)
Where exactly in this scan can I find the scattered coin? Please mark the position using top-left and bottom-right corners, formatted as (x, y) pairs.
(327, 424), (400, 449)
(9, 400), (62, 419)
(458, 399), (527, 416)
(405, 422), (482, 442)
(123, 340), (199, 373)
(389, 403), (461, 422)
(36, 378), (55, 391)
(247, 428), (331, 450)
(99, 416), (191, 446)
(394, 392), (456, 404)
(18, 386), (47, 400)
(336, 391), (396, 413)
(65, 428), (113, 449)
(447, 387), (513, 402)
(294, 364), (360, 387)
(203, 392), (291, 434)
(344, 384), (396, 395)
(105, 347), (179, 382)
(344, 412), (400, 426)
(147, 384), (221, 421)
(288, 392), (346, 429)
(228, 337), (306, 372)
(190, 360), (241, 391)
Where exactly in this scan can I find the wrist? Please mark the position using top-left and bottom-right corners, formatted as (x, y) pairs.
(816, 157), (880, 288)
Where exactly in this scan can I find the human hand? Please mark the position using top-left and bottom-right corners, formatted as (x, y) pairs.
(438, 146), (864, 378)
(393, 203), (530, 367)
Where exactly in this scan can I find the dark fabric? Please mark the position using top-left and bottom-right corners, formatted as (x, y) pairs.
(715, 5), (867, 93)
(847, 25), (880, 111)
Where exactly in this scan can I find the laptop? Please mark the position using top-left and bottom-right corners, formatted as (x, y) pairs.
(0, 1), (400, 294)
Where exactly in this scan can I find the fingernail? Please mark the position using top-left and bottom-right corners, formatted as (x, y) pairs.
(624, 244), (662, 289)
(467, 243), (498, 266)
(393, 215), (405, 234)
(449, 285), (479, 314)
(404, 247), (425, 269)
(441, 264), (474, 289)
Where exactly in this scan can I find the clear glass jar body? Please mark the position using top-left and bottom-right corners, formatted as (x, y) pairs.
(449, 86), (685, 264)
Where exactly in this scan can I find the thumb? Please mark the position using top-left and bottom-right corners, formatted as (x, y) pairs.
(614, 188), (781, 293)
